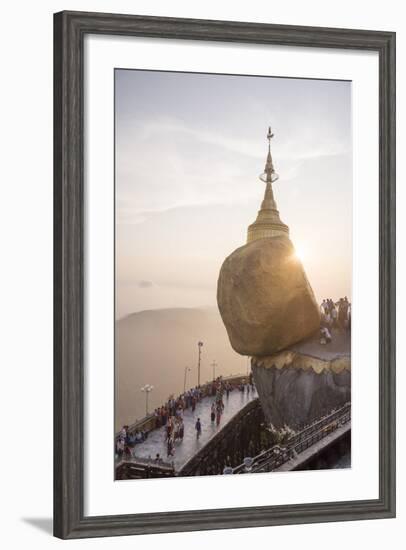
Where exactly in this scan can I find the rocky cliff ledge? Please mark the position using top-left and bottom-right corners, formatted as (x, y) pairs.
(251, 329), (351, 429)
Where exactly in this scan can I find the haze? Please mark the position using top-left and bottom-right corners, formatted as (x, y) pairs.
(116, 69), (352, 318)
(114, 69), (352, 426)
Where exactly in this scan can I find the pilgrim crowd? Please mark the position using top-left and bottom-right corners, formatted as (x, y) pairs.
(116, 373), (255, 460)
(319, 296), (351, 344)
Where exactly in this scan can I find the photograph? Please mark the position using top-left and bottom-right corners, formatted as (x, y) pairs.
(0, 2), (398, 545)
(114, 69), (352, 480)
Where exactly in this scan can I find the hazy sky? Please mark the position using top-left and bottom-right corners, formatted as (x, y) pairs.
(115, 69), (352, 319)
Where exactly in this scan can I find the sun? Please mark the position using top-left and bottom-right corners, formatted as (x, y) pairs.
(294, 246), (306, 263)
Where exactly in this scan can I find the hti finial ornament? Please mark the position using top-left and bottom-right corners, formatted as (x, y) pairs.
(260, 126), (279, 183)
(267, 126), (274, 146)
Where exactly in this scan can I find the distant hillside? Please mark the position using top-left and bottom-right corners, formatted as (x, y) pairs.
(115, 307), (247, 430)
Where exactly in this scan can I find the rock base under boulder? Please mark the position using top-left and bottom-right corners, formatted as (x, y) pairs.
(252, 329), (351, 429)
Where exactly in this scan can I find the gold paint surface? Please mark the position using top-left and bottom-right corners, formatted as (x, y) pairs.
(252, 349), (351, 374)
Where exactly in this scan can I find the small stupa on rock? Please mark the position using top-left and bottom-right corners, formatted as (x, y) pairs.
(247, 127), (289, 243)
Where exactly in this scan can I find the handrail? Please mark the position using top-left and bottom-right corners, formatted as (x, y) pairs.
(232, 402), (351, 474)
(116, 459), (175, 480)
(116, 456), (174, 470)
(116, 372), (251, 439)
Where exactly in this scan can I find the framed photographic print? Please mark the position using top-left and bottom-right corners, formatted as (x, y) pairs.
(54, 11), (396, 539)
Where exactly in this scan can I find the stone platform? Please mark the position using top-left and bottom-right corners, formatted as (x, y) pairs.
(252, 328), (351, 429)
(129, 387), (257, 471)
(290, 327), (351, 362)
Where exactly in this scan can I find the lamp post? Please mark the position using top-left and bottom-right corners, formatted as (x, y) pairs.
(140, 384), (154, 416)
(211, 360), (217, 380)
(197, 341), (204, 387)
(183, 367), (191, 393)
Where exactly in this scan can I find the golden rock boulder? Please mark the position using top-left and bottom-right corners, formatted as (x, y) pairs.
(217, 235), (320, 356)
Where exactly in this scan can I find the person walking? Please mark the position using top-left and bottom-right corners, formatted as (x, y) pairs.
(167, 433), (175, 457)
(165, 419), (172, 442)
(195, 418), (202, 439)
(210, 402), (216, 423)
(320, 326), (332, 344)
(331, 304), (338, 327)
(216, 400), (224, 426)
(338, 298), (346, 328)
(216, 408), (221, 426)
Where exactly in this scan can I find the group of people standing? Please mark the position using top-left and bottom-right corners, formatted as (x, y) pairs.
(116, 374), (256, 461)
(210, 378), (226, 427)
(153, 386), (204, 430)
(168, 377), (231, 454)
(167, 375), (255, 455)
(237, 374), (255, 395)
(165, 410), (185, 457)
(319, 297), (351, 344)
(116, 425), (148, 458)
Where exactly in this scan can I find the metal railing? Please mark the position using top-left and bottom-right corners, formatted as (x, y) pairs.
(116, 373), (251, 439)
(232, 402), (351, 474)
(116, 458), (175, 480)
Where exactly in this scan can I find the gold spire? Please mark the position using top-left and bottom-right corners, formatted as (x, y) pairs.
(263, 126), (278, 183)
(247, 127), (289, 243)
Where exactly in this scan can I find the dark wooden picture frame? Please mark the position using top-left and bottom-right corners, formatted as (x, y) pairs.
(54, 10), (396, 539)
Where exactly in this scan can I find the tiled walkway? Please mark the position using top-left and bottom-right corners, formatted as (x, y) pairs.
(131, 387), (257, 470)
